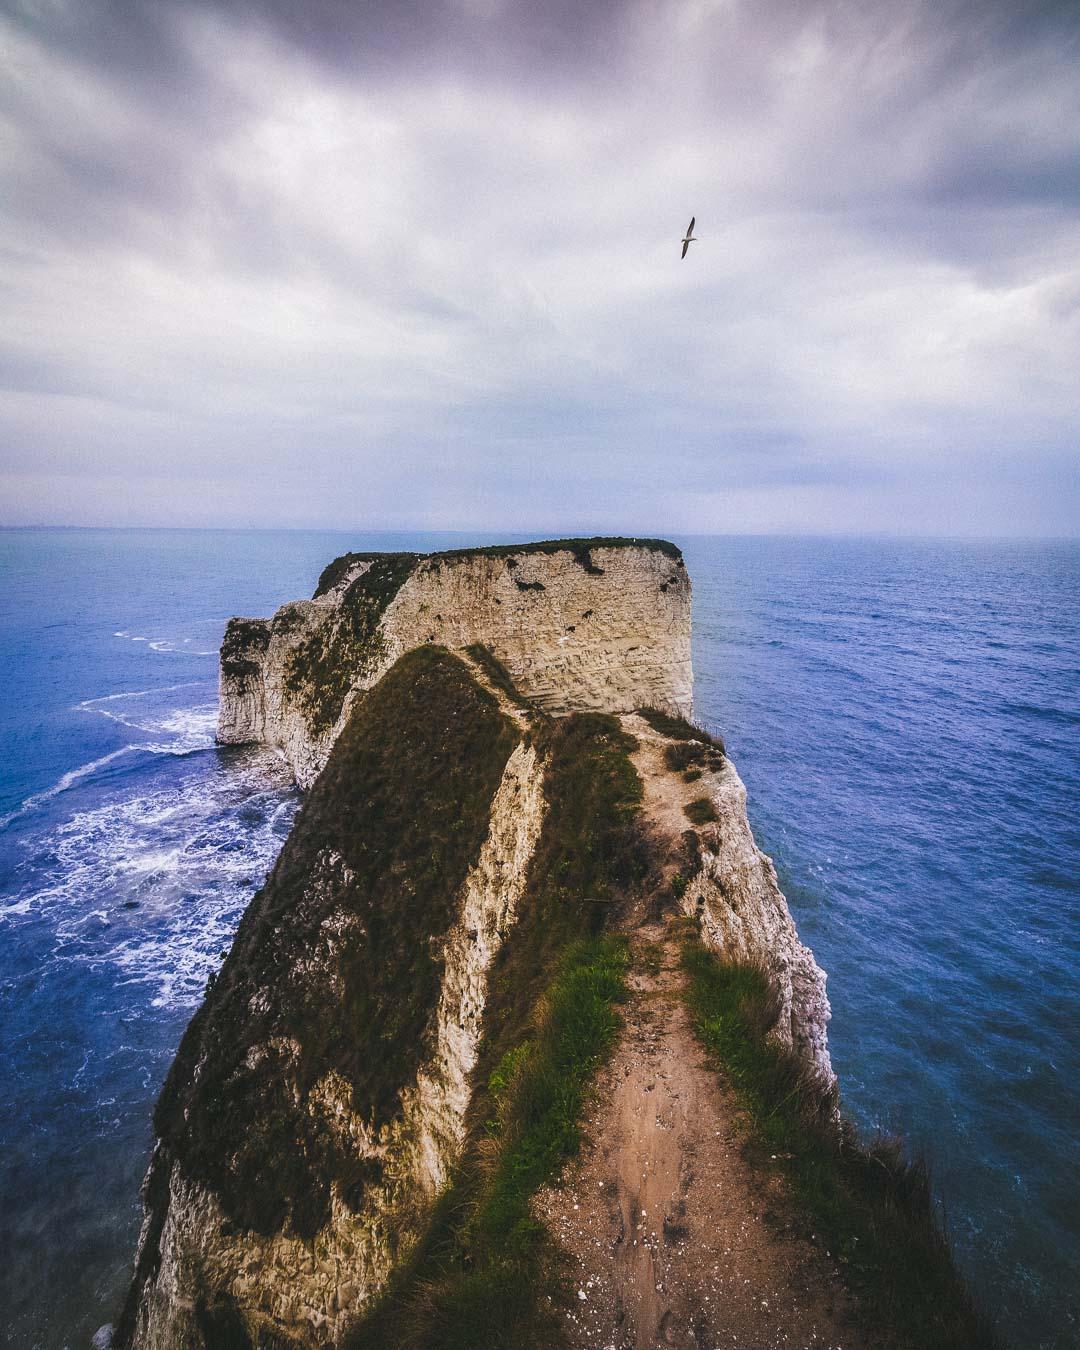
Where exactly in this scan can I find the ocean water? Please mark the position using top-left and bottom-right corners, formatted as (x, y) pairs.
(0, 530), (1076, 1348)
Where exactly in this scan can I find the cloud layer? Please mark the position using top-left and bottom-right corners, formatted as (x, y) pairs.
(1, 0), (1078, 534)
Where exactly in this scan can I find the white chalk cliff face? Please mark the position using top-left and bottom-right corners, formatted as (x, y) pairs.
(119, 541), (836, 1348)
(218, 540), (693, 788)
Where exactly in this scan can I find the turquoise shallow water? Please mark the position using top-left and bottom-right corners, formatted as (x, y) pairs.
(0, 528), (1076, 1348)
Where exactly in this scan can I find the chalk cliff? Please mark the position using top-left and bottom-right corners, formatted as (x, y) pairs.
(624, 711), (833, 1081)
(218, 538), (693, 787)
(117, 540), (834, 1348)
(120, 647), (546, 1347)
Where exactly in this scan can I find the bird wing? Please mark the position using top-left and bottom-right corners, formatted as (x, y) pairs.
(681, 239), (690, 258)
(687, 216), (695, 236)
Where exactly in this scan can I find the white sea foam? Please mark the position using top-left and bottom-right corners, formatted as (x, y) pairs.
(8, 748), (298, 1009)
(0, 748), (136, 831)
(77, 685), (219, 753)
(114, 630), (217, 655)
(1, 687), (224, 833)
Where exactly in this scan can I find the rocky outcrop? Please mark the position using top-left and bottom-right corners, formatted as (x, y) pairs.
(687, 758), (832, 1081)
(625, 711), (833, 1085)
(218, 539), (692, 788)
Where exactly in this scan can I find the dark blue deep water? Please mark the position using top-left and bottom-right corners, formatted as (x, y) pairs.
(0, 529), (1076, 1348)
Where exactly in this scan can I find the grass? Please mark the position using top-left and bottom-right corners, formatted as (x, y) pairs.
(347, 714), (648, 1348)
(681, 942), (997, 1350)
(425, 536), (684, 568)
(312, 540), (683, 601)
(348, 940), (630, 1350)
(220, 618), (271, 681)
(221, 616), (271, 656)
(463, 643), (533, 710)
(636, 706), (724, 751)
(684, 797), (719, 825)
(152, 648), (518, 1242)
(285, 553), (418, 734)
(313, 550), (420, 599)
(478, 713), (647, 1061)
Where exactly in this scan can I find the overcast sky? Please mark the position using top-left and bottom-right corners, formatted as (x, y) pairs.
(1, 0), (1078, 535)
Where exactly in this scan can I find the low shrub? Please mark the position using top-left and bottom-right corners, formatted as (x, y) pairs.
(684, 797), (719, 825)
(636, 707), (725, 756)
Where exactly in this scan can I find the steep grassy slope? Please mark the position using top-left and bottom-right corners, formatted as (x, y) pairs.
(348, 713), (650, 1348)
(117, 647), (518, 1344)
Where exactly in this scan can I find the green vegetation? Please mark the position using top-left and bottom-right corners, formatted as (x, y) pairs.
(354, 937), (629, 1349)
(220, 619), (272, 683)
(637, 707), (726, 793)
(312, 540), (682, 604)
(153, 648), (518, 1241)
(220, 617), (270, 661)
(313, 551), (418, 599)
(348, 713), (648, 1348)
(665, 739), (724, 772)
(682, 943), (996, 1350)
(480, 714), (647, 1059)
(285, 554), (418, 735)
(426, 535), (683, 569)
(284, 543), (686, 733)
(637, 706), (725, 755)
(463, 643), (533, 710)
(684, 796), (719, 825)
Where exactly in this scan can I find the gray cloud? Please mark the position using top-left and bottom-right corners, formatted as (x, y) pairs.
(0, 0), (1077, 534)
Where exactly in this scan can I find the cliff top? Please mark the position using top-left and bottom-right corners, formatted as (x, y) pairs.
(313, 536), (683, 598)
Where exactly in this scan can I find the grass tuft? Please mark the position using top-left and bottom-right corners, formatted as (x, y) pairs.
(684, 797), (719, 825)
(636, 707), (725, 754)
(682, 942), (997, 1349)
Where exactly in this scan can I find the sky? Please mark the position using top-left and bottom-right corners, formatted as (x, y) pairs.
(1, 0), (1078, 536)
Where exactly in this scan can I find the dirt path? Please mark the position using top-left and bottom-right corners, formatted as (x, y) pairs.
(536, 922), (866, 1349)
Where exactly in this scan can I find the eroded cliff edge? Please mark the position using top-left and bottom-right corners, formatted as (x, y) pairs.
(118, 541), (837, 1349)
(217, 538), (693, 787)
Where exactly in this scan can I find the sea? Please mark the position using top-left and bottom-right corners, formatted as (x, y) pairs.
(0, 528), (1076, 1349)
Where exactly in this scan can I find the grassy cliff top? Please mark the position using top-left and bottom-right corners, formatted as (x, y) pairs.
(313, 537), (683, 598)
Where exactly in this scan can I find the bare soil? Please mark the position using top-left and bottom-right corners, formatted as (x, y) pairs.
(535, 922), (867, 1350)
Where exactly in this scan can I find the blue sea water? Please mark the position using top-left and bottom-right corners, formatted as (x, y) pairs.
(0, 529), (1076, 1348)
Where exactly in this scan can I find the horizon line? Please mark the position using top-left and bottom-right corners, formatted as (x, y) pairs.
(2, 523), (1078, 544)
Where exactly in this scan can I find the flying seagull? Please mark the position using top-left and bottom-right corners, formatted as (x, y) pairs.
(681, 216), (697, 258)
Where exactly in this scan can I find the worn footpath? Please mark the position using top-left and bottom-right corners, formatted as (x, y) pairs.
(537, 924), (867, 1350)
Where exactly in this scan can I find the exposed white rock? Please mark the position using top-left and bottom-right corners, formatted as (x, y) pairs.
(219, 543), (692, 788)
